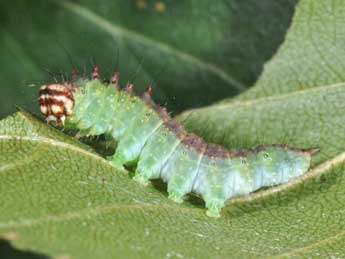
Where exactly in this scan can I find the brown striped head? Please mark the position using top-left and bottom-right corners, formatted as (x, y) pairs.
(38, 83), (75, 125)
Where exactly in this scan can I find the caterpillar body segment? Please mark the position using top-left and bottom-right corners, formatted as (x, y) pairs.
(134, 123), (183, 184)
(160, 134), (206, 203)
(38, 68), (319, 218)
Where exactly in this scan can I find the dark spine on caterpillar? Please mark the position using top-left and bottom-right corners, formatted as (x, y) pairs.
(38, 67), (319, 218)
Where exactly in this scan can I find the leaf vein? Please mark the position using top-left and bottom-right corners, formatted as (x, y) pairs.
(265, 229), (345, 258)
(180, 81), (345, 117)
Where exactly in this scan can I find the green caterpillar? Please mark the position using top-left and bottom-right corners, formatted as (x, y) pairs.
(38, 67), (319, 218)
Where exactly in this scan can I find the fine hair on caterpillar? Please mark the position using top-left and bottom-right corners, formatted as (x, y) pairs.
(38, 66), (320, 218)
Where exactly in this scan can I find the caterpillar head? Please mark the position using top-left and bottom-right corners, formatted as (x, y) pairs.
(38, 83), (75, 125)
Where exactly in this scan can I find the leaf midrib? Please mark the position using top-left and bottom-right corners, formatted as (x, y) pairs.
(0, 134), (109, 171)
(180, 81), (345, 117)
(265, 229), (345, 259)
(0, 203), (199, 230)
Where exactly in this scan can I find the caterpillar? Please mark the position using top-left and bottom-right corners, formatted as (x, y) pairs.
(38, 66), (319, 218)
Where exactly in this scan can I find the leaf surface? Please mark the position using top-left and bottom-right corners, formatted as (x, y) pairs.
(2, 0), (345, 258)
(176, 0), (345, 256)
(0, 0), (296, 117)
(1, 110), (345, 259)
(218, 0), (345, 102)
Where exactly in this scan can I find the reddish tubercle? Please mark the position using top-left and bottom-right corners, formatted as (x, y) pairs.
(92, 66), (99, 79)
(110, 72), (119, 85)
(71, 69), (79, 81)
(146, 86), (153, 95)
(126, 83), (134, 94)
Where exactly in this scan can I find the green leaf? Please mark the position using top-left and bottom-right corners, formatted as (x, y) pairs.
(1, 106), (344, 259)
(219, 0), (345, 103)
(176, 0), (345, 256)
(179, 0), (345, 155)
(0, 0), (296, 117)
(2, 0), (345, 258)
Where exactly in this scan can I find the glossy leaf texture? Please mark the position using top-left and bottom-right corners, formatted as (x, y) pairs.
(0, 0), (296, 117)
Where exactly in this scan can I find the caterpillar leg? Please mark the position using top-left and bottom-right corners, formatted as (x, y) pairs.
(133, 153), (167, 186)
(134, 128), (182, 187)
(111, 136), (155, 168)
(167, 184), (185, 203)
(109, 155), (126, 170)
(167, 175), (195, 204)
(74, 129), (91, 139)
(133, 150), (164, 186)
(132, 171), (151, 186)
(111, 135), (148, 167)
(205, 199), (225, 218)
(111, 151), (130, 168)
(111, 120), (163, 167)
(162, 138), (204, 205)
